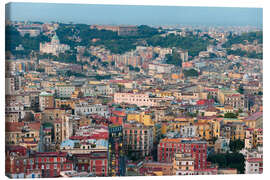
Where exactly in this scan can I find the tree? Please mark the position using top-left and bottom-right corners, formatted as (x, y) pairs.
(128, 65), (135, 71)
(210, 136), (218, 144)
(183, 69), (199, 77)
(118, 84), (125, 92)
(134, 67), (140, 72)
(60, 104), (72, 110)
(207, 152), (245, 173)
(55, 52), (77, 64)
(229, 139), (244, 152)
(165, 51), (182, 67)
(83, 50), (91, 57)
(223, 31), (262, 48)
(65, 70), (86, 77)
(238, 109), (243, 113)
(147, 33), (211, 57)
(237, 86), (244, 94)
(224, 112), (238, 119)
(110, 61), (115, 66)
(101, 61), (109, 67)
(209, 52), (218, 58)
(6, 25), (50, 56)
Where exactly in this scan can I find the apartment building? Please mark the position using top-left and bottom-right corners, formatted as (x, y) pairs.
(114, 93), (159, 107)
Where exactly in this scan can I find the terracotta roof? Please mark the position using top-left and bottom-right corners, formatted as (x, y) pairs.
(245, 112), (262, 121)
(33, 151), (68, 157)
(6, 122), (24, 132)
(247, 158), (263, 163)
(28, 121), (41, 131)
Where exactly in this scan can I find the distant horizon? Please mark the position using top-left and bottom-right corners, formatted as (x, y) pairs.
(6, 2), (263, 28)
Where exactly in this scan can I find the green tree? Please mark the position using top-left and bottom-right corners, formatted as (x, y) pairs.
(128, 65), (135, 71)
(237, 86), (244, 94)
(134, 67), (140, 72)
(224, 112), (238, 118)
(238, 109), (243, 113)
(110, 61), (115, 66)
(229, 139), (244, 152)
(183, 69), (199, 77)
(165, 51), (182, 67)
(101, 61), (109, 67)
(207, 152), (245, 174)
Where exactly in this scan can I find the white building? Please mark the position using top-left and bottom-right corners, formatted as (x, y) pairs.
(245, 157), (263, 174)
(173, 153), (195, 175)
(5, 76), (21, 95)
(148, 63), (174, 75)
(17, 28), (41, 37)
(179, 125), (197, 137)
(114, 93), (159, 107)
(74, 103), (109, 118)
(56, 85), (76, 98)
(40, 34), (70, 56)
(5, 102), (25, 119)
(81, 84), (116, 97)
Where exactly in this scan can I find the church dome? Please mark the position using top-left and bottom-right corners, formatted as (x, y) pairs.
(51, 34), (60, 44)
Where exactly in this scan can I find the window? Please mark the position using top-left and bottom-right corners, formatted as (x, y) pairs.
(54, 170), (57, 176)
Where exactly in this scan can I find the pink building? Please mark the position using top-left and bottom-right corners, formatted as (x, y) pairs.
(114, 93), (158, 107)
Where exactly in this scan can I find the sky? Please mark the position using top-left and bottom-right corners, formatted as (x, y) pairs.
(6, 2), (263, 27)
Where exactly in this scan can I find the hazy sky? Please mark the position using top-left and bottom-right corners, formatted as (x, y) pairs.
(6, 2), (263, 27)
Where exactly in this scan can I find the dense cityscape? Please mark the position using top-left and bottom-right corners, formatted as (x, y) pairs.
(5, 18), (263, 178)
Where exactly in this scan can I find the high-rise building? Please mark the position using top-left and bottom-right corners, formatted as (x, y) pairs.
(39, 92), (54, 111)
(158, 138), (207, 169)
(123, 123), (154, 157)
(108, 125), (125, 176)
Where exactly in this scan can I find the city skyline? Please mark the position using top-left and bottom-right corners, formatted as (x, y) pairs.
(5, 2), (263, 178)
(6, 3), (262, 27)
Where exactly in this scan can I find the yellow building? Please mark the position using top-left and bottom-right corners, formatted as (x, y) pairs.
(222, 118), (243, 124)
(152, 90), (173, 98)
(244, 119), (256, 129)
(55, 99), (77, 109)
(127, 112), (153, 126)
(210, 119), (221, 138)
(42, 108), (67, 123)
(231, 123), (245, 140)
(169, 121), (191, 132)
(217, 88), (245, 109)
(195, 122), (212, 140)
(71, 89), (82, 99)
(171, 73), (181, 80)
(228, 72), (243, 79)
(174, 117), (194, 123)
(220, 106), (234, 113)
(161, 123), (169, 135)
